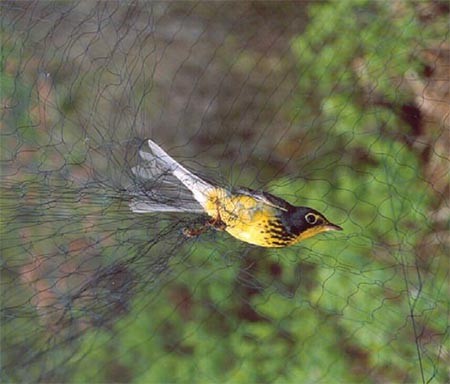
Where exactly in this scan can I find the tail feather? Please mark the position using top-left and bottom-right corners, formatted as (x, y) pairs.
(144, 140), (214, 207)
(129, 190), (204, 213)
(129, 140), (214, 213)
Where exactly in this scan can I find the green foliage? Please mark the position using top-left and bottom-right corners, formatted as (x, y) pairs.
(72, 1), (446, 382)
(292, 0), (423, 104)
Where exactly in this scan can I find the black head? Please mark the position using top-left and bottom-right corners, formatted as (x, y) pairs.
(284, 207), (343, 242)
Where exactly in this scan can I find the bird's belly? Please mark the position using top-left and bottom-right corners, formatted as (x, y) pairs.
(225, 220), (287, 247)
(225, 213), (297, 247)
(204, 190), (294, 247)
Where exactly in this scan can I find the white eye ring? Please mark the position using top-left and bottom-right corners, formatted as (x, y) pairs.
(305, 213), (317, 224)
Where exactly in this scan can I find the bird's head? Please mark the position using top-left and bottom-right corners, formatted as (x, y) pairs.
(290, 207), (343, 242)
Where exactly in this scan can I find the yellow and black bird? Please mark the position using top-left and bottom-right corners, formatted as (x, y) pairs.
(130, 140), (342, 247)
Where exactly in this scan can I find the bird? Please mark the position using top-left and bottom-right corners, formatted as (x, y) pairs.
(129, 139), (342, 248)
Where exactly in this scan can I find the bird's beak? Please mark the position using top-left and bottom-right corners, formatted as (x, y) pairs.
(324, 223), (343, 232)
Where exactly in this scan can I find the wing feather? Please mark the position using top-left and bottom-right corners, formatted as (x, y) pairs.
(235, 187), (291, 212)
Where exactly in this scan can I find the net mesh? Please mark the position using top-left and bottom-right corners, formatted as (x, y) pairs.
(1, 1), (449, 383)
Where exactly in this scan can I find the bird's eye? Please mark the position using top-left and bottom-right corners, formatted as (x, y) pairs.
(305, 213), (318, 225)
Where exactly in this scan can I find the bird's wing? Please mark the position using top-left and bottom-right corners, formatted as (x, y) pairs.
(235, 187), (291, 212)
(129, 177), (205, 213)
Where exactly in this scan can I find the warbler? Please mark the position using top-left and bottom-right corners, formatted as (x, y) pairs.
(130, 140), (342, 248)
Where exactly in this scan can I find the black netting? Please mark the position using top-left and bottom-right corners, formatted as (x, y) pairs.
(1, 2), (449, 383)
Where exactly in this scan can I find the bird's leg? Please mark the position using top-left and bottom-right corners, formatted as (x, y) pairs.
(207, 215), (226, 231)
(182, 203), (226, 238)
(208, 202), (226, 230)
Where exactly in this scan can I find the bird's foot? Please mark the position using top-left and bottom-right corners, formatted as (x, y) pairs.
(182, 226), (207, 238)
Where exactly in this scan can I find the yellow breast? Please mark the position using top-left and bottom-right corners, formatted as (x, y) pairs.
(204, 188), (295, 247)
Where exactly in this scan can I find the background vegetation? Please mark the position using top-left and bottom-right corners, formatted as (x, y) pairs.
(1, 1), (448, 383)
